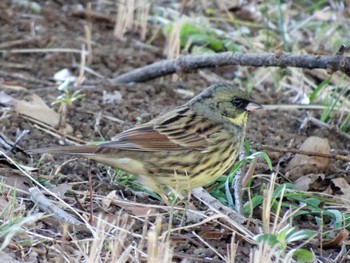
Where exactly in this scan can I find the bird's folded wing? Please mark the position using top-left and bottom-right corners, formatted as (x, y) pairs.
(101, 107), (210, 151)
(100, 124), (208, 151)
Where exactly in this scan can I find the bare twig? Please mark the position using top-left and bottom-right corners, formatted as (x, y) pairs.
(110, 52), (350, 84)
(0, 70), (52, 85)
(88, 161), (94, 224)
(233, 151), (244, 215)
(261, 144), (350, 162)
(29, 187), (82, 226)
(191, 187), (247, 224)
(0, 48), (86, 54)
(71, 9), (115, 23)
(0, 36), (43, 49)
(0, 150), (95, 234)
(305, 115), (350, 142)
(13, 129), (30, 150)
(243, 158), (258, 189)
(0, 131), (29, 155)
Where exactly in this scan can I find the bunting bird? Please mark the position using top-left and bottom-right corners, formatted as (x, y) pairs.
(31, 83), (262, 198)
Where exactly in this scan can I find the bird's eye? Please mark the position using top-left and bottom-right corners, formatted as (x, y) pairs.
(231, 98), (246, 108)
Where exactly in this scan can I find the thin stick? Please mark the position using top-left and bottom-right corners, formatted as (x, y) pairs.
(243, 158), (258, 189)
(263, 104), (350, 113)
(88, 161), (94, 224)
(0, 48), (87, 54)
(0, 37), (43, 49)
(0, 69), (52, 85)
(261, 145), (350, 162)
(305, 115), (350, 142)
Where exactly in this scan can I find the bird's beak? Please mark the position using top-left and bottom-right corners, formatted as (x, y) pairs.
(246, 101), (263, 112)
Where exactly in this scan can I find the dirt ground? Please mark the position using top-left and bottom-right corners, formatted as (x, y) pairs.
(1, 1), (350, 262)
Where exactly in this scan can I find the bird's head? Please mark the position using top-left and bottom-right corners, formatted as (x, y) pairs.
(189, 83), (262, 127)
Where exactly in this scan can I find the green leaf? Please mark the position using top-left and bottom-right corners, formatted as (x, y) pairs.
(292, 249), (314, 263)
(276, 224), (296, 247)
(327, 209), (343, 228)
(309, 76), (331, 102)
(243, 139), (252, 155)
(222, 39), (239, 52)
(162, 22), (173, 37)
(320, 81), (346, 122)
(254, 233), (279, 247)
(244, 195), (264, 215)
(273, 183), (298, 194)
(224, 177), (234, 208)
(254, 151), (273, 170)
(205, 7), (215, 16)
(180, 22), (205, 47)
(286, 229), (316, 243)
(188, 34), (223, 51)
(302, 197), (322, 208)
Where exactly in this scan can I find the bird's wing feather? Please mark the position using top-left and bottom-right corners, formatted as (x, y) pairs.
(99, 106), (212, 151)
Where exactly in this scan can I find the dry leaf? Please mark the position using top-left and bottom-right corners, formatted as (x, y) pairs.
(323, 185), (333, 195)
(0, 167), (31, 194)
(294, 174), (324, 191)
(103, 191), (158, 216)
(198, 230), (225, 240)
(0, 84), (27, 91)
(286, 136), (330, 181)
(287, 136), (330, 170)
(322, 229), (349, 249)
(15, 94), (73, 133)
(331, 177), (350, 200)
(102, 190), (118, 208)
(0, 92), (72, 133)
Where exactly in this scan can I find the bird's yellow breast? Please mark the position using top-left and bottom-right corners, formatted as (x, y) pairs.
(141, 128), (244, 193)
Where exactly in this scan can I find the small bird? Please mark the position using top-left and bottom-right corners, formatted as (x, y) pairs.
(31, 83), (261, 197)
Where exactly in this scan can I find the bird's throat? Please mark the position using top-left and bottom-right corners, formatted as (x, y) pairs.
(227, 112), (248, 127)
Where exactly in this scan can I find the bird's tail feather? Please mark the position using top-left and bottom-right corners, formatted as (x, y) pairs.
(29, 145), (99, 155)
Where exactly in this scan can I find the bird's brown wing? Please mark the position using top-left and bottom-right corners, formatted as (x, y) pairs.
(100, 106), (212, 151)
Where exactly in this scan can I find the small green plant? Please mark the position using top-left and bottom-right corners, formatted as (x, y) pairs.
(254, 179), (316, 263)
(52, 78), (85, 129)
(53, 78), (85, 109)
(113, 169), (161, 201)
(0, 189), (44, 251)
(163, 21), (239, 55)
(312, 75), (350, 133)
(254, 224), (315, 262)
(309, 76), (332, 103)
(243, 182), (335, 217)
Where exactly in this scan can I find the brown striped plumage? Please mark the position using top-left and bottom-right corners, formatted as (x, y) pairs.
(30, 83), (261, 195)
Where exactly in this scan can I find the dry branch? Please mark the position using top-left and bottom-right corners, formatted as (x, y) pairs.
(110, 52), (350, 84)
(29, 187), (82, 226)
(261, 145), (350, 162)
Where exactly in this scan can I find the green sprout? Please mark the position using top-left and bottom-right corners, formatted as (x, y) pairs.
(52, 78), (85, 129)
(254, 224), (315, 263)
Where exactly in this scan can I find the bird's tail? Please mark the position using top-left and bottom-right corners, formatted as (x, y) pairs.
(29, 145), (99, 155)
